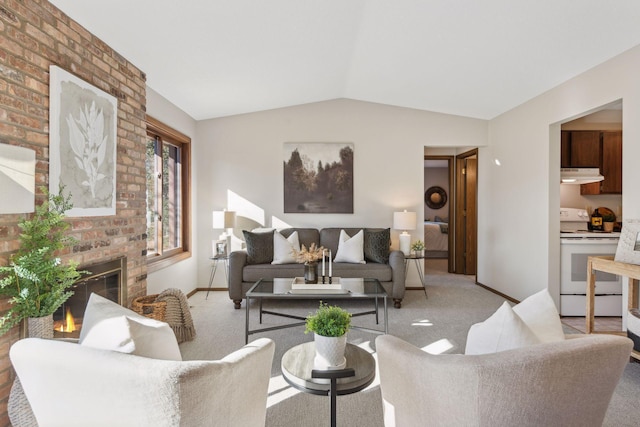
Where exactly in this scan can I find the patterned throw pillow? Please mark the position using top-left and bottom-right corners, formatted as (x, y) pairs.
(243, 230), (274, 264)
(364, 228), (390, 263)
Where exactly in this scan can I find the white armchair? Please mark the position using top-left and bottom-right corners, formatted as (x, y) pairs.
(376, 334), (632, 427)
(10, 337), (275, 427)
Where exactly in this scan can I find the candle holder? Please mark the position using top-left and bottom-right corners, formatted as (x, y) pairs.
(322, 275), (326, 284)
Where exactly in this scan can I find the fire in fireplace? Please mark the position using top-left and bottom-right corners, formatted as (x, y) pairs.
(53, 257), (127, 338)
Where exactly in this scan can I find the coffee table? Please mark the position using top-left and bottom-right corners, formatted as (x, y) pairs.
(281, 342), (376, 427)
(245, 278), (388, 344)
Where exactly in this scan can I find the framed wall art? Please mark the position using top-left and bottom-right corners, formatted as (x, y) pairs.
(614, 219), (640, 265)
(0, 143), (35, 214)
(49, 65), (117, 217)
(283, 143), (354, 214)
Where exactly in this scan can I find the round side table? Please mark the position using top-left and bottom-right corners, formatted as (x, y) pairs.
(281, 342), (375, 427)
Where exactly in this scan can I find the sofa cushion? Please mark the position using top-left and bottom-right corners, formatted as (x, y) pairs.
(243, 230), (274, 264)
(334, 229), (366, 264)
(80, 293), (182, 361)
(364, 228), (390, 263)
(272, 231), (300, 264)
(465, 301), (541, 355)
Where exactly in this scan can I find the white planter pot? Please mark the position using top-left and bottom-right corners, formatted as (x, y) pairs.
(314, 333), (347, 370)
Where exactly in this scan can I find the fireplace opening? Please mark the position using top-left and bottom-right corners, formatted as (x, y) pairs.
(53, 257), (127, 338)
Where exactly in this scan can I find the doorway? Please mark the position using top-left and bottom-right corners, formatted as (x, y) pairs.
(424, 148), (478, 275)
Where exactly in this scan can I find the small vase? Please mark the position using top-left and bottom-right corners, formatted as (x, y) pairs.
(314, 333), (347, 370)
(304, 262), (318, 284)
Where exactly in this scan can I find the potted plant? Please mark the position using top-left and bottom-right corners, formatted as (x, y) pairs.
(0, 187), (84, 337)
(305, 302), (352, 369)
(294, 243), (325, 284)
(411, 240), (425, 257)
(602, 213), (616, 233)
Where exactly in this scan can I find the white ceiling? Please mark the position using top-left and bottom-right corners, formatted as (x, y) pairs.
(49, 0), (640, 121)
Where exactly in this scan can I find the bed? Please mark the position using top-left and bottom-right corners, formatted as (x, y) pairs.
(424, 220), (448, 258)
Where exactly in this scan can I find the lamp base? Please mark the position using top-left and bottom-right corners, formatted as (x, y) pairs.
(399, 233), (411, 256)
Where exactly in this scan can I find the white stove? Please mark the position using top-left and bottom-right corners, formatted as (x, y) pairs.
(560, 208), (622, 317)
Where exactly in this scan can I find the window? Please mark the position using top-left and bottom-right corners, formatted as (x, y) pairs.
(145, 116), (191, 270)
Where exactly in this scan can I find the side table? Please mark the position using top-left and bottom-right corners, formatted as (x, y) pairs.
(405, 254), (427, 298)
(281, 342), (375, 427)
(206, 255), (228, 299)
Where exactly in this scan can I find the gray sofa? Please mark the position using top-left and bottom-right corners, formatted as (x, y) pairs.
(228, 227), (406, 309)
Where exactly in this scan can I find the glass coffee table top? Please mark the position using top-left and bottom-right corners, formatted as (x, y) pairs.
(247, 277), (387, 298)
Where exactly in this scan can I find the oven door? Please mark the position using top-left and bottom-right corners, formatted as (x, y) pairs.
(560, 238), (621, 316)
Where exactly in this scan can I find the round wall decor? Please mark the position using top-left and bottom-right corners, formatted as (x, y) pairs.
(425, 186), (447, 209)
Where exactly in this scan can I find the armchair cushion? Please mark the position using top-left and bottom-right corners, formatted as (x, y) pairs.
(80, 293), (182, 361)
(465, 301), (540, 355)
(512, 288), (565, 343)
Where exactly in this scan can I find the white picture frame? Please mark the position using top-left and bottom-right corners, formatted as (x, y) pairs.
(614, 219), (640, 265)
(0, 143), (35, 214)
(49, 65), (118, 217)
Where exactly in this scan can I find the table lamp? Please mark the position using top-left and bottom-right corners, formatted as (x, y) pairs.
(212, 210), (236, 256)
(394, 210), (416, 256)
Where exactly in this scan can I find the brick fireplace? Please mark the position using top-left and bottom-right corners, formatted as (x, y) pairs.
(0, 1), (149, 425)
(53, 257), (127, 339)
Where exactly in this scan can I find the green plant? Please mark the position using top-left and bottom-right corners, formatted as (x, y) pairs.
(0, 187), (84, 335)
(411, 240), (425, 251)
(602, 213), (616, 223)
(304, 302), (351, 337)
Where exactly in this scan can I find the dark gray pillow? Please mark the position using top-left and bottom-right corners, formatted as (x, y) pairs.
(243, 230), (274, 264)
(364, 228), (390, 264)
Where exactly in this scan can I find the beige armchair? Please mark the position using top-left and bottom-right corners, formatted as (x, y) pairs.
(10, 337), (275, 427)
(376, 334), (632, 427)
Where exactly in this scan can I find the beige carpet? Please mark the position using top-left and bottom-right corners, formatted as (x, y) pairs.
(180, 268), (640, 427)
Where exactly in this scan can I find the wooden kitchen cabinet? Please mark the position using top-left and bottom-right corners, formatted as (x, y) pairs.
(560, 130), (622, 195)
(580, 131), (622, 195)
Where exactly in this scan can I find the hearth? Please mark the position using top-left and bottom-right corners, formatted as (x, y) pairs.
(53, 257), (127, 338)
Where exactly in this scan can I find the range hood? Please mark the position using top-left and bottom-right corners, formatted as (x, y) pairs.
(560, 168), (604, 184)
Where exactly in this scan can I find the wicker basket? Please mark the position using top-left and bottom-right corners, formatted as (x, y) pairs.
(131, 295), (167, 321)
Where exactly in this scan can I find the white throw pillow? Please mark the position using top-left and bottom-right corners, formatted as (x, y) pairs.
(512, 289), (565, 343)
(272, 231), (300, 264)
(79, 293), (182, 361)
(465, 301), (541, 355)
(333, 229), (365, 264)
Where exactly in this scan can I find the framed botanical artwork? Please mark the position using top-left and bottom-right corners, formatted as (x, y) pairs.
(49, 65), (117, 217)
(283, 142), (354, 214)
(614, 219), (640, 265)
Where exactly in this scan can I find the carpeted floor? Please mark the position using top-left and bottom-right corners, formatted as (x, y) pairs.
(180, 266), (640, 427)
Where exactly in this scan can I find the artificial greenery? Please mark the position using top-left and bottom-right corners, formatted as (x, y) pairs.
(602, 213), (616, 223)
(305, 302), (351, 337)
(0, 187), (84, 335)
(411, 240), (425, 251)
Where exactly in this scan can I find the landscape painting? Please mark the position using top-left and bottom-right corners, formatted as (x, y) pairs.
(283, 143), (354, 213)
(49, 65), (117, 217)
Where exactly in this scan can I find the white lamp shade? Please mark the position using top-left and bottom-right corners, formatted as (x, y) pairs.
(212, 210), (236, 229)
(393, 211), (417, 231)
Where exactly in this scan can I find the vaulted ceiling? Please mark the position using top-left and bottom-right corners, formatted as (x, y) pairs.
(49, 0), (640, 121)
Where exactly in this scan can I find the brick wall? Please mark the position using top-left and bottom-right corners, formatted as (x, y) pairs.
(0, 1), (148, 424)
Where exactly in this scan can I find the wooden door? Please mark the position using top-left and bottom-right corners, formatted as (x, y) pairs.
(454, 152), (477, 275)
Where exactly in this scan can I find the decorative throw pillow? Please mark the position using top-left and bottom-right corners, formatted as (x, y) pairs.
(512, 289), (565, 343)
(79, 293), (182, 361)
(333, 229), (365, 264)
(272, 231), (300, 264)
(465, 301), (541, 355)
(243, 230), (274, 264)
(364, 228), (390, 263)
